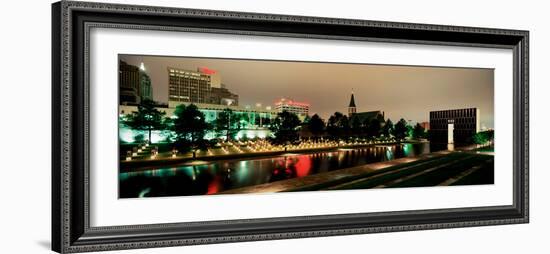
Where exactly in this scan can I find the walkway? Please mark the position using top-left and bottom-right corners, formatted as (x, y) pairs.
(219, 150), (493, 194)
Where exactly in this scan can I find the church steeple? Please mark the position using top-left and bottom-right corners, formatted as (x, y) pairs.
(348, 92), (356, 117)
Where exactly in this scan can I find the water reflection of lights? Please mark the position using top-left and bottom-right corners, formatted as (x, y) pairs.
(235, 161), (250, 183)
(281, 153), (298, 156)
(338, 152), (345, 162)
(295, 155), (311, 177)
(402, 143), (411, 157)
(184, 160), (209, 166)
(385, 147), (394, 160)
(138, 188), (151, 198)
(121, 143), (432, 197)
(206, 176), (221, 194)
(183, 167), (196, 179)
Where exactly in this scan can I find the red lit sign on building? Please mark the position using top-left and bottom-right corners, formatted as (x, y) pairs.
(198, 67), (217, 75)
(274, 98), (310, 107)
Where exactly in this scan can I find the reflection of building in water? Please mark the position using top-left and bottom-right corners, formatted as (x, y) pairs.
(118, 102), (277, 143)
(429, 108), (479, 144)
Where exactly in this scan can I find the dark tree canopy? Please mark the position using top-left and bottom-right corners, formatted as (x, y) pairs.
(365, 118), (381, 138)
(393, 118), (409, 141)
(412, 123), (426, 139)
(122, 99), (166, 144)
(351, 116), (363, 135)
(172, 104), (210, 156)
(382, 119), (394, 137)
(270, 111), (301, 144)
(327, 112), (350, 138)
(308, 114), (325, 137)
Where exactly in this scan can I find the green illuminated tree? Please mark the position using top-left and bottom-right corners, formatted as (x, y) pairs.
(392, 118), (409, 142)
(308, 114), (325, 138)
(173, 104), (210, 158)
(122, 99), (166, 144)
(214, 108), (240, 140)
(302, 115), (312, 124)
(472, 130), (494, 145)
(270, 111), (301, 145)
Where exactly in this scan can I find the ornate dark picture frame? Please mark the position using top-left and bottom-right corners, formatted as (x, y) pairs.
(52, 1), (529, 253)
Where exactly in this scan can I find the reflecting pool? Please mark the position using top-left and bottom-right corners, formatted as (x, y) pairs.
(120, 143), (432, 198)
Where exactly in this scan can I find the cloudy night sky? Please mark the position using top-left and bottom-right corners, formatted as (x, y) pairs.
(120, 55), (494, 129)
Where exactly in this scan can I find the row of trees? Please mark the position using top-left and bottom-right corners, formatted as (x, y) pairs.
(305, 113), (426, 142)
(123, 100), (211, 156)
(122, 100), (427, 153)
(123, 100), (290, 155)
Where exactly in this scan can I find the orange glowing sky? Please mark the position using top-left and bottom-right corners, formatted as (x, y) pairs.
(120, 55), (494, 128)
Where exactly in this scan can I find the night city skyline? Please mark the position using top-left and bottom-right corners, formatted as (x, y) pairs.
(120, 54), (494, 128)
(118, 54), (495, 198)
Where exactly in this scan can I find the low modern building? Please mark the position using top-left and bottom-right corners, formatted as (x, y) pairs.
(420, 121), (430, 131)
(119, 102), (277, 143)
(208, 85), (239, 106)
(274, 98), (310, 121)
(429, 108), (479, 144)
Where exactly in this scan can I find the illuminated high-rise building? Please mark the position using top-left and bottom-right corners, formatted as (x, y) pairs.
(119, 61), (141, 105)
(274, 98), (309, 120)
(168, 67), (240, 106)
(119, 61), (154, 104)
(168, 67), (212, 103)
(139, 72), (153, 101)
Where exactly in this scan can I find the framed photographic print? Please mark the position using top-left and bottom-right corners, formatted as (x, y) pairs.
(52, 1), (529, 253)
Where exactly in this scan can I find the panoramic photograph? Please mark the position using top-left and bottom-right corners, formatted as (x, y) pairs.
(118, 55), (495, 198)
